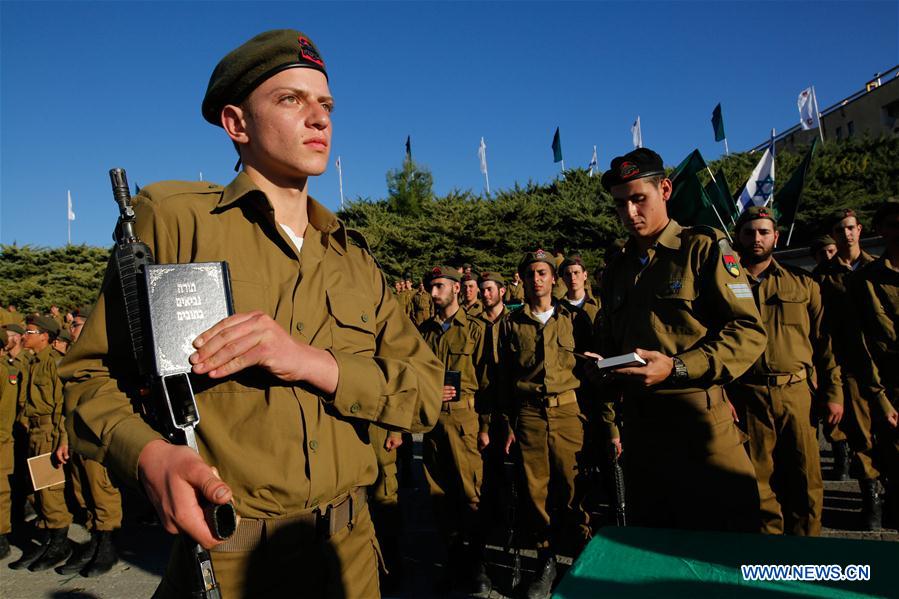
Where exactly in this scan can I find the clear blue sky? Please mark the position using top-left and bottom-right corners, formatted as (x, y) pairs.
(1, 1), (896, 247)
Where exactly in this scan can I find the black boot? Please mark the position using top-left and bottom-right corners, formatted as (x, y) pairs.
(0, 534), (10, 560)
(525, 552), (557, 599)
(468, 556), (492, 597)
(8, 528), (48, 570)
(82, 530), (117, 577)
(831, 441), (850, 481)
(55, 531), (99, 574)
(28, 527), (72, 571)
(860, 478), (884, 531)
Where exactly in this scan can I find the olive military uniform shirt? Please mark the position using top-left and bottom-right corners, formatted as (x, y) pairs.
(596, 220), (767, 439)
(742, 259), (843, 405)
(25, 346), (67, 446)
(849, 255), (899, 419)
(60, 172), (443, 519)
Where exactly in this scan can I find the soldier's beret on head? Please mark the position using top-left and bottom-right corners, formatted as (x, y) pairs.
(73, 305), (93, 319)
(478, 271), (506, 286)
(202, 29), (328, 126)
(403, 271), (413, 281)
(27, 315), (60, 337)
(428, 265), (461, 283)
(3, 323), (25, 335)
(58, 329), (73, 343)
(559, 254), (587, 273)
(873, 200), (899, 229)
(829, 208), (857, 227)
(518, 249), (557, 276)
(809, 234), (836, 251)
(601, 148), (666, 191)
(735, 205), (778, 232)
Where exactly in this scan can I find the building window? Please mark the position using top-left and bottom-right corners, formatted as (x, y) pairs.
(847, 121), (855, 137)
(836, 126), (842, 139)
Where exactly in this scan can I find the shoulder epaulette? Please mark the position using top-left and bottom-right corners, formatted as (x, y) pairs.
(779, 261), (815, 281)
(345, 227), (384, 270)
(138, 180), (223, 200)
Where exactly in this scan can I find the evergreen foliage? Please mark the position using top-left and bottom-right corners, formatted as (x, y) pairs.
(0, 244), (110, 312)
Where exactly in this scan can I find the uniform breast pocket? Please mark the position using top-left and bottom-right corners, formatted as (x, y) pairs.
(514, 335), (537, 369)
(327, 290), (377, 356)
(230, 279), (272, 316)
(556, 335), (576, 370)
(651, 277), (699, 333)
(448, 340), (475, 372)
(770, 290), (808, 327)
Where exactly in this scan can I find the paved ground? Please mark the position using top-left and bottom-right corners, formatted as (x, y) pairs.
(1, 433), (895, 599)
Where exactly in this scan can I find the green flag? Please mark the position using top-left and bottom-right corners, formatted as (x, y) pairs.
(704, 168), (737, 225)
(711, 103), (726, 142)
(667, 149), (729, 235)
(552, 127), (563, 163)
(774, 137), (819, 242)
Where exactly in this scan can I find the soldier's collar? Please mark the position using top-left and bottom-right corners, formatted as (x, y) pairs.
(655, 219), (684, 250)
(219, 172), (348, 253)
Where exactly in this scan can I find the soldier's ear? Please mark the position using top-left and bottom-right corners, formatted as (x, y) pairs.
(222, 104), (250, 146)
(659, 178), (673, 202)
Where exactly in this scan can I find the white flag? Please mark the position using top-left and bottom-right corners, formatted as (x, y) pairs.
(631, 116), (643, 149)
(588, 145), (598, 177)
(478, 137), (488, 175)
(798, 86), (821, 131)
(67, 190), (75, 221)
(736, 148), (775, 214)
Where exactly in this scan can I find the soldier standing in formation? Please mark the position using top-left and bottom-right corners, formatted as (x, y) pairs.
(418, 266), (492, 595)
(500, 250), (591, 599)
(559, 254), (600, 325)
(727, 206), (842, 535)
(461, 273), (484, 317)
(849, 200), (899, 530)
(595, 148), (766, 533)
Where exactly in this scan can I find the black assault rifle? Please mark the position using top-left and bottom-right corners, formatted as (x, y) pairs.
(110, 168), (236, 599)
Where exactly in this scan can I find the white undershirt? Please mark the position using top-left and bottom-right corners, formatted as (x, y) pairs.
(532, 306), (554, 324)
(279, 223), (305, 253)
(565, 296), (586, 308)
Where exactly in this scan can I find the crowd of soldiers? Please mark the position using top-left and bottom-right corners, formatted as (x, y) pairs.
(0, 305), (121, 577)
(2, 152), (899, 599)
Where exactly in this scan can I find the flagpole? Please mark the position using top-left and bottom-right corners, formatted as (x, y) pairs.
(724, 138), (730, 156)
(813, 86), (825, 143)
(337, 156), (345, 210)
(765, 128), (776, 208)
(709, 203), (733, 244)
(560, 159), (565, 172)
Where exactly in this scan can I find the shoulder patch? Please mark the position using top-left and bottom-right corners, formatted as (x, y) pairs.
(718, 238), (741, 277)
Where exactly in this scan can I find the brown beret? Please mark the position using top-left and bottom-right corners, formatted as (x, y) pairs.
(735, 205), (778, 232)
(58, 329), (73, 343)
(73, 305), (93, 319)
(27, 315), (60, 336)
(809, 234), (836, 252)
(518, 249), (556, 275)
(559, 254), (587, 273)
(202, 29), (327, 126)
(428, 265), (461, 283)
(2, 323), (25, 335)
(478, 271), (506, 286)
(830, 208), (858, 227)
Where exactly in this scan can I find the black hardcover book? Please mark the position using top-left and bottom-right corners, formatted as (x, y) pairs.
(143, 262), (234, 377)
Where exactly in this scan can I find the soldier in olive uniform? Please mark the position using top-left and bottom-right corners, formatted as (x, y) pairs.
(727, 207), (843, 536)
(813, 209), (883, 528)
(461, 273), (484, 317)
(506, 271), (526, 305)
(419, 265), (492, 594)
(3, 323), (34, 534)
(595, 148), (766, 534)
(500, 251), (592, 599)
(57, 306), (123, 577)
(559, 255), (600, 325)
(810, 235), (838, 268)
(410, 279), (434, 326)
(10, 315), (73, 571)
(60, 30), (443, 598)
(0, 329), (15, 558)
(849, 200), (899, 529)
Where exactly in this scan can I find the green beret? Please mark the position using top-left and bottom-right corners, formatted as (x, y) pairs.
(58, 329), (73, 343)
(202, 29), (328, 126)
(873, 200), (899, 229)
(2, 323), (25, 335)
(518, 249), (556, 275)
(809, 234), (836, 252)
(478, 271), (506, 286)
(559, 254), (587, 273)
(27, 315), (59, 337)
(829, 208), (858, 227)
(427, 265), (461, 283)
(601, 148), (666, 191)
(73, 305), (93, 319)
(735, 205), (777, 232)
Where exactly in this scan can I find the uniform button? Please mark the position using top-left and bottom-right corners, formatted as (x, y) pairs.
(361, 313), (369, 323)
(296, 322), (304, 332)
(309, 440), (318, 451)
(350, 402), (361, 414)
